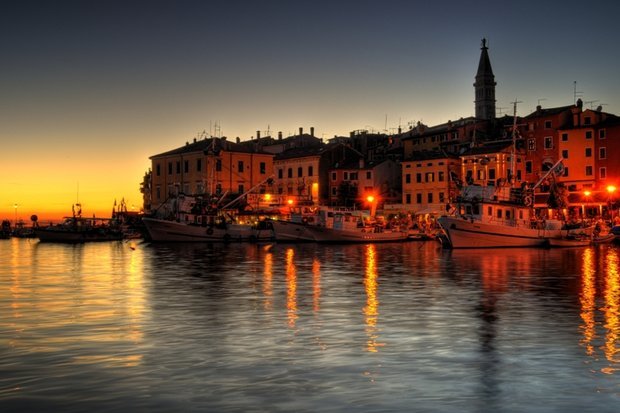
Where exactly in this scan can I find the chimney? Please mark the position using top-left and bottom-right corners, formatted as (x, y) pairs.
(299, 127), (303, 136)
(278, 131), (283, 140)
(359, 158), (365, 169)
(256, 130), (261, 140)
(310, 127), (314, 137)
(236, 137), (240, 143)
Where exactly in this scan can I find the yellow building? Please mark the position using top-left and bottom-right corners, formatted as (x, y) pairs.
(401, 153), (460, 213)
(149, 137), (274, 211)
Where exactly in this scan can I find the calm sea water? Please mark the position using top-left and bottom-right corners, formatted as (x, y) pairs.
(1, 238), (619, 413)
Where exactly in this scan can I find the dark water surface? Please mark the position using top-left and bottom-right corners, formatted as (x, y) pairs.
(1, 238), (619, 412)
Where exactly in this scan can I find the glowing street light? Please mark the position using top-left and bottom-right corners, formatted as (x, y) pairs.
(582, 190), (591, 218)
(366, 194), (378, 218)
(608, 185), (617, 220)
(13, 203), (17, 224)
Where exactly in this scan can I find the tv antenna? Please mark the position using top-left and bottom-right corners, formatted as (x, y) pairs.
(573, 81), (583, 104)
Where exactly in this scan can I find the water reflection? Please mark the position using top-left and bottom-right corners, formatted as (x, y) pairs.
(285, 248), (298, 328)
(603, 248), (619, 368)
(363, 244), (381, 353)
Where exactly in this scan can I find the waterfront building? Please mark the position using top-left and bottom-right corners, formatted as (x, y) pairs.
(328, 158), (400, 208)
(273, 142), (362, 206)
(400, 152), (460, 215)
(148, 137), (274, 212)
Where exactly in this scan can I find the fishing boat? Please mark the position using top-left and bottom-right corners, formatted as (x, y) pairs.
(142, 177), (276, 243)
(35, 204), (123, 243)
(271, 206), (408, 243)
(437, 102), (593, 249)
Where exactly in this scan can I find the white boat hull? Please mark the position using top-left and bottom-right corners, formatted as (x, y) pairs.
(437, 216), (550, 248)
(142, 218), (274, 242)
(270, 219), (408, 243)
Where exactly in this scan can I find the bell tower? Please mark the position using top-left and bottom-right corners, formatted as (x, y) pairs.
(474, 38), (496, 120)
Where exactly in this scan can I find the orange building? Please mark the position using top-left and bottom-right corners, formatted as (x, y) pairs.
(148, 137), (274, 212)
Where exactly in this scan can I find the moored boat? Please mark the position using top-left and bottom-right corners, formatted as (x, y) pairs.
(34, 204), (123, 243)
(142, 216), (274, 242)
(271, 206), (408, 243)
(547, 234), (591, 248)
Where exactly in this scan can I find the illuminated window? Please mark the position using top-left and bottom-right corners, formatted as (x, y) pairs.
(528, 139), (536, 151)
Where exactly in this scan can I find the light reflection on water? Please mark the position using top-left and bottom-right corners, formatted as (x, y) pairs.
(1, 238), (620, 412)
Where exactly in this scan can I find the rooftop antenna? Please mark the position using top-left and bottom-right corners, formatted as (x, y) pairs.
(573, 81), (583, 104)
(497, 106), (507, 116)
(537, 98), (547, 107)
(584, 100), (599, 110)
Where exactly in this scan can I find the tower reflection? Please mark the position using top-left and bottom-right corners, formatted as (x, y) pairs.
(285, 248), (298, 328)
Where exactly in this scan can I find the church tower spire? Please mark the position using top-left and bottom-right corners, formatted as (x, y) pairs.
(474, 38), (496, 120)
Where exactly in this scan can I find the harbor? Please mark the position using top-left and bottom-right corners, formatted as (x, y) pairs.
(1, 239), (620, 412)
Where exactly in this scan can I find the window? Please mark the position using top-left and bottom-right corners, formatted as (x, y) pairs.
(439, 192), (445, 203)
(544, 137), (553, 149)
(585, 148), (592, 157)
(416, 173), (422, 183)
(438, 171), (445, 182)
(238, 184), (244, 194)
(496, 209), (503, 219)
(196, 159), (202, 172)
(489, 169), (496, 180)
(561, 133), (568, 142)
(168, 162), (172, 175)
(288, 168), (293, 178)
(544, 120), (552, 128)
(525, 161), (532, 174)
(416, 193), (422, 204)
(156, 164), (161, 176)
(184, 160), (189, 174)
(350, 172), (358, 180)
(427, 193), (433, 203)
(600, 167), (607, 179)
(584, 117), (591, 125)
(506, 210), (511, 220)
(156, 187), (161, 200)
(585, 166), (593, 176)
(405, 174), (411, 184)
(562, 150), (569, 159)
(216, 159), (222, 171)
(344, 172), (349, 180)
(331, 172), (336, 181)
(599, 147), (606, 159)
(260, 162), (266, 174)
(238, 161), (244, 173)
(528, 139), (536, 151)
(426, 172), (435, 183)
(599, 129), (606, 139)
(308, 166), (314, 176)
(278, 168), (283, 179)
(487, 206), (492, 216)
(406, 194), (411, 204)
(563, 167), (569, 177)
(176, 161), (181, 174)
(215, 184), (222, 194)
(586, 130), (593, 139)
(366, 171), (371, 179)
(298, 167), (303, 177)
(331, 187), (337, 196)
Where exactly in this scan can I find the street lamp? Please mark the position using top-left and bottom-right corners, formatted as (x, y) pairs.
(366, 195), (377, 218)
(608, 185), (617, 221)
(582, 190), (591, 218)
(13, 203), (17, 225)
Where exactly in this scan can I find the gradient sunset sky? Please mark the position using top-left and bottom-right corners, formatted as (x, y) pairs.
(2, 0), (620, 221)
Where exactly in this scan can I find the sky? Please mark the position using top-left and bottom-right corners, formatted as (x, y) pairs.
(2, 0), (620, 221)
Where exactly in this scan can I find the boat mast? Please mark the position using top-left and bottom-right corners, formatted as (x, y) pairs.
(510, 100), (521, 183)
